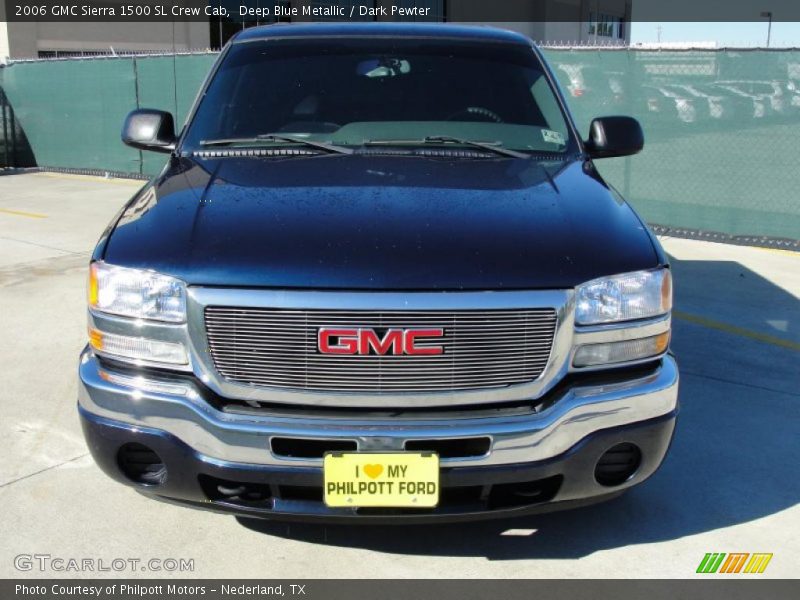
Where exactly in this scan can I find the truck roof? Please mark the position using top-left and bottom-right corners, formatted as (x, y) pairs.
(233, 22), (533, 46)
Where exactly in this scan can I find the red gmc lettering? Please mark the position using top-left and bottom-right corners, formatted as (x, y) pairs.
(404, 329), (445, 355)
(318, 328), (444, 355)
(358, 329), (403, 355)
(318, 329), (358, 354)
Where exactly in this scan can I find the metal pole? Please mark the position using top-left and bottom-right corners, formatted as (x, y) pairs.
(761, 12), (773, 48)
(9, 103), (17, 168)
(172, 21), (178, 120)
(133, 56), (143, 175)
(767, 15), (772, 47)
(2, 92), (9, 169)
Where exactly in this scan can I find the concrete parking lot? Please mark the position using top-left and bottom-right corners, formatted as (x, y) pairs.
(0, 172), (798, 578)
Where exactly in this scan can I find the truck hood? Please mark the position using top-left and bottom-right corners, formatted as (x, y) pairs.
(101, 155), (660, 289)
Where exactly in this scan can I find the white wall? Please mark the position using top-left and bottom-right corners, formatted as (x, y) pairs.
(2, 21), (210, 59)
(0, 23), (11, 61)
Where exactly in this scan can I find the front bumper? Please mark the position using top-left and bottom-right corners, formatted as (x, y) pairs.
(78, 351), (679, 522)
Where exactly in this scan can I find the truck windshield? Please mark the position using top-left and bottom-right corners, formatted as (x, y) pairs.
(181, 37), (575, 155)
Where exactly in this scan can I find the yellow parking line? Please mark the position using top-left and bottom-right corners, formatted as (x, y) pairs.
(0, 207), (48, 219)
(673, 310), (800, 352)
(753, 246), (800, 256)
(33, 172), (143, 186)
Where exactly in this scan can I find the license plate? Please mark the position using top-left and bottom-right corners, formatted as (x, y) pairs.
(323, 452), (439, 508)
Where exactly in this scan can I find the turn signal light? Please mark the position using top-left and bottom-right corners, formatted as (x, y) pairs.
(573, 331), (670, 367)
(88, 328), (188, 366)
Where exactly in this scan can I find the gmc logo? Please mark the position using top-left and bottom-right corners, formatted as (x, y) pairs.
(318, 328), (444, 356)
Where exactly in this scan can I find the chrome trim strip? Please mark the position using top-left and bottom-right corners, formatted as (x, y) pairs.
(189, 289), (569, 310)
(78, 351), (679, 468)
(573, 314), (671, 344)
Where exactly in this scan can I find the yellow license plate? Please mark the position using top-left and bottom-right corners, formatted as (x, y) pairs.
(323, 452), (439, 508)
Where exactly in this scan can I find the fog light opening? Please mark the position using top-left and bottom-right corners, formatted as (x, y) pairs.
(117, 443), (167, 485)
(595, 442), (641, 487)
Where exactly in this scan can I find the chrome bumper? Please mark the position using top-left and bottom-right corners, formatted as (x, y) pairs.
(78, 349), (679, 468)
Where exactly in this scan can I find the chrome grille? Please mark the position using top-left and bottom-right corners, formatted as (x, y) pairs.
(204, 308), (557, 393)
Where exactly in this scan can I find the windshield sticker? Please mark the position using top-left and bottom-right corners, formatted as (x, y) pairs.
(541, 129), (566, 146)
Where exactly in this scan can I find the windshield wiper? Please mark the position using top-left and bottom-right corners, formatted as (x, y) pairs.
(199, 134), (353, 155)
(364, 135), (529, 159)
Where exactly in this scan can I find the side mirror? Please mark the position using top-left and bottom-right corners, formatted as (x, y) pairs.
(585, 116), (643, 159)
(122, 109), (176, 153)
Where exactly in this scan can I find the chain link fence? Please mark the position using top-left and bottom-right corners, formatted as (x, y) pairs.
(546, 48), (800, 246)
(1, 47), (798, 245)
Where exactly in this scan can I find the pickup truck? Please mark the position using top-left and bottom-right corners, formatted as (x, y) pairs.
(78, 23), (678, 523)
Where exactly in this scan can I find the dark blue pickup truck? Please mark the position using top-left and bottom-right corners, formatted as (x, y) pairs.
(78, 23), (678, 522)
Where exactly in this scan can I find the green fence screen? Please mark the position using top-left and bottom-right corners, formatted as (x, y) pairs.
(1, 49), (798, 242)
(0, 53), (217, 175)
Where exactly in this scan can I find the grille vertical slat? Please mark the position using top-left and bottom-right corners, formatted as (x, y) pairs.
(205, 308), (557, 393)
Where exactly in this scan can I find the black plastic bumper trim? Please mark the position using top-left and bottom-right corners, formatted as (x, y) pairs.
(79, 405), (677, 523)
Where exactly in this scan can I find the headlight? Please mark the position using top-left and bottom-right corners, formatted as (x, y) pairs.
(575, 268), (672, 325)
(89, 262), (186, 323)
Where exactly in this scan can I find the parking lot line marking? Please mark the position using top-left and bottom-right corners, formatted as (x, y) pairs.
(752, 246), (800, 257)
(34, 172), (143, 186)
(0, 207), (48, 219)
(0, 453), (88, 489)
(674, 310), (800, 352)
